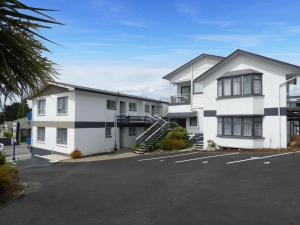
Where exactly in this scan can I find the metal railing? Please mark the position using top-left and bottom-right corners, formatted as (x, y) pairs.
(170, 94), (191, 105)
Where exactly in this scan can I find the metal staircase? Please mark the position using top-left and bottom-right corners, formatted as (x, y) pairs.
(134, 115), (179, 153)
(189, 133), (204, 150)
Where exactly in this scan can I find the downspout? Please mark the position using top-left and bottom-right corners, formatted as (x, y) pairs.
(114, 91), (119, 151)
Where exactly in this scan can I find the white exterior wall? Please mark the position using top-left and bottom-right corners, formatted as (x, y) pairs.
(31, 88), (76, 154)
(202, 54), (300, 149)
(120, 127), (145, 148)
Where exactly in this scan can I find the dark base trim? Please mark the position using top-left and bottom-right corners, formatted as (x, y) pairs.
(31, 146), (69, 157)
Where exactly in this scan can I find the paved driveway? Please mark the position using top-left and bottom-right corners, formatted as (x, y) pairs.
(1, 151), (300, 225)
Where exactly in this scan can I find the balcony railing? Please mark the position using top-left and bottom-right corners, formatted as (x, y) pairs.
(170, 94), (191, 105)
(117, 115), (156, 126)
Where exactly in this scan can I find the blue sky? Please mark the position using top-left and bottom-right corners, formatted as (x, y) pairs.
(25, 0), (300, 98)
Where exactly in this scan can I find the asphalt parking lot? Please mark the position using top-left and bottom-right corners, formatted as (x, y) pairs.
(1, 150), (300, 225)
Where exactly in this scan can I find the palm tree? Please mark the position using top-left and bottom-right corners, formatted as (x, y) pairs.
(0, 0), (61, 109)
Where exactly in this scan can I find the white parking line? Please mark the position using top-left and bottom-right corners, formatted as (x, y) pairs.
(138, 151), (199, 161)
(175, 152), (240, 164)
(227, 151), (298, 165)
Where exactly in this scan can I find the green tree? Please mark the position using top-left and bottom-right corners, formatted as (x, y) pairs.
(0, 0), (61, 109)
(0, 101), (30, 123)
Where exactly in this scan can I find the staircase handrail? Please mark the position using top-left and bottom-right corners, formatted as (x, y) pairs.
(136, 114), (159, 142)
(144, 120), (168, 143)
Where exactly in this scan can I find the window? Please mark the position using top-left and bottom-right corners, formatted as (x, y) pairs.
(243, 75), (252, 95)
(223, 78), (232, 96)
(217, 80), (223, 97)
(217, 116), (263, 138)
(217, 74), (262, 98)
(218, 118), (223, 135)
(253, 75), (262, 95)
(57, 96), (68, 114)
(37, 99), (46, 115)
(145, 104), (150, 113)
(233, 117), (242, 136)
(181, 86), (191, 96)
(105, 127), (112, 138)
(232, 77), (241, 96)
(129, 127), (136, 136)
(223, 117), (232, 135)
(129, 102), (137, 112)
(37, 127), (45, 142)
(190, 117), (197, 126)
(253, 117), (262, 137)
(57, 128), (67, 145)
(107, 100), (116, 110)
(194, 82), (204, 94)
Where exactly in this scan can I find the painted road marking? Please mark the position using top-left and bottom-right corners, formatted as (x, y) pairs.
(175, 152), (240, 164)
(202, 161), (208, 164)
(227, 152), (299, 165)
(138, 151), (199, 162)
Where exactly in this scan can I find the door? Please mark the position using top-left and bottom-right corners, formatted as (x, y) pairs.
(120, 101), (126, 115)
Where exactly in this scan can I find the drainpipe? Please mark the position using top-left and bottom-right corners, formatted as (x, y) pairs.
(114, 91), (119, 151)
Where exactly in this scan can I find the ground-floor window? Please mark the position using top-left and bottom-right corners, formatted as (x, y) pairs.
(57, 128), (68, 145)
(217, 116), (263, 137)
(105, 127), (112, 138)
(37, 127), (45, 142)
(190, 117), (197, 126)
(129, 127), (136, 136)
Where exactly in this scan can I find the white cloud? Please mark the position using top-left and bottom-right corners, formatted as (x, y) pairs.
(175, 3), (197, 16)
(191, 34), (272, 47)
(197, 20), (234, 28)
(118, 20), (148, 28)
(56, 63), (172, 99)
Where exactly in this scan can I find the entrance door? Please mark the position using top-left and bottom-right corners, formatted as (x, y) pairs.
(120, 101), (126, 115)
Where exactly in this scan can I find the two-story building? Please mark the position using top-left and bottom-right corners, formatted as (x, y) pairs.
(164, 49), (300, 149)
(29, 82), (168, 156)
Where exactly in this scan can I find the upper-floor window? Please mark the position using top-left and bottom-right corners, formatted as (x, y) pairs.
(181, 86), (191, 96)
(217, 116), (262, 138)
(107, 100), (116, 110)
(145, 104), (150, 113)
(129, 102), (137, 112)
(37, 99), (46, 115)
(217, 74), (262, 98)
(190, 117), (197, 126)
(57, 96), (68, 115)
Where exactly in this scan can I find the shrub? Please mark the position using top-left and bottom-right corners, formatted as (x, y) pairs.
(160, 139), (187, 150)
(70, 149), (82, 159)
(0, 164), (19, 195)
(0, 152), (6, 165)
(165, 127), (188, 141)
(3, 131), (12, 138)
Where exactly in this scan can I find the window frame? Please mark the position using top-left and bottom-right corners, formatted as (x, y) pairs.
(107, 100), (117, 110)
(189, 117), (197, 126)
(37, 127), (45, 142)
(193, 82), (204, 94)
(145, 104), (150, 113)
(129, 102), (137, 112)
(57, 96), (68, 115)
(56, 128), (68, 145)
(217, 116), (263, 138)
(217, 73), (262, 99)
(129, 127), (136, 136)
(37, 99), (46, 115)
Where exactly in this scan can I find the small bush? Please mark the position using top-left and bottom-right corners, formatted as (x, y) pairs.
(3, 131), (12, 138)
(0, 152), (6, 165)
(70, 149), (82, 159)
(0, 164), (19, 195)
(160, 139), (187, 150)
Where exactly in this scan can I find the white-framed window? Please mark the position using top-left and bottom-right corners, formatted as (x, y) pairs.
(37, 99), (46, 115)
(189, 117), (197, 126)
(232, 77), (241, 96)
(57, 96), (68, 115)
(243, 75), (252, 95)
(107, 100), (116, 110)
(129, 127), (136, 136)
(129, 102), (137, 112)
(145, 104), (150, 113)
(223, 78), (232, 96)
(37, 127), (45, 142)
(56, 128), (67, 145)
(217, 118), (223, 135)
(105, 127), (112, 138)
(233, 117), (242, 136)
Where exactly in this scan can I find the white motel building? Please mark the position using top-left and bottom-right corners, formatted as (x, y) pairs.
(30, 49), (300, 155)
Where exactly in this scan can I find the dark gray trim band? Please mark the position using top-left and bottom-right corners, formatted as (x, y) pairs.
(264, 107), (286, 116)
(75, 122), (115, 128)
(204, 110), (217, 117)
